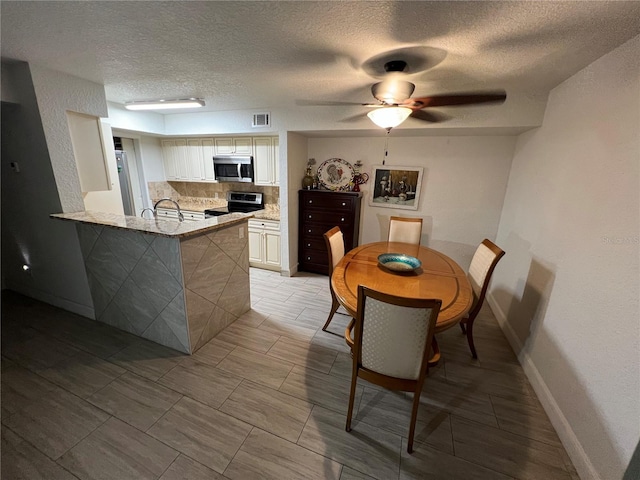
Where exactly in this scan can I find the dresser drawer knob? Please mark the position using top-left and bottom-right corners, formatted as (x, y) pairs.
(309, 200), (313, 204)
(307, 256), (311, 260)
(341, 218), (345, 222)
(342, 202), (346, 206)
(308, 229), (312, 233)
(308, 215), (312, 219)
(307, 243), (311, 247)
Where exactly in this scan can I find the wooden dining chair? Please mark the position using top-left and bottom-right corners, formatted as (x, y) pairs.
(322, 226), (346, 331)
(388, 216), (423, 244)
(460, 239), (506, 358)
(345, 285), (441, 453)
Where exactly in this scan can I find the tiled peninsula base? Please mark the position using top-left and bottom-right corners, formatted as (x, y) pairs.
(75, 221), (250, 353)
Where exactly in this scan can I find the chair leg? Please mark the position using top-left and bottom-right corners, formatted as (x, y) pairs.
(466, 321), (478, 359)
(459, 322), (466, 334)
(345, 368), (358, 432)
(322, 295), (340, 331)
(407, 388), (423, 453)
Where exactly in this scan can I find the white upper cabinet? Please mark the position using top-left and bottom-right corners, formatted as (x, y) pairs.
(253, 137), (279, 186)
(161, 140), (178, 180)
(186, 139), (204, 181)
(201, 139), (216, 182)
(173, 140), (189, 180)
(273, 136), (280, 186)
(161, 136), (278, 184)
(215, 137), (252, 155)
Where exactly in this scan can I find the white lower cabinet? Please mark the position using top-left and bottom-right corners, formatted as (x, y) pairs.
(248, 219), (280, 270)
(155, 208), (204, 221)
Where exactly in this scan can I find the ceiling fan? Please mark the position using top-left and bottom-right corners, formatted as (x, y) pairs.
(299, 60), (507, 129)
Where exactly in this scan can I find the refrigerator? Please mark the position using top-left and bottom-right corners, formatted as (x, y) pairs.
(115, 150), (135, 216)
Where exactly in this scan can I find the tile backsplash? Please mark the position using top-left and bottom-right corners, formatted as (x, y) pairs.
(148, 181), (279, 208)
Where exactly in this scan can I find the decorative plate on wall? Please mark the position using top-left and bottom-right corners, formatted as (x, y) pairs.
(317, 158), (355, 191)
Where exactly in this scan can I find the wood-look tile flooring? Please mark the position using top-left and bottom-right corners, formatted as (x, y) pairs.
(1, 268), (579, 480)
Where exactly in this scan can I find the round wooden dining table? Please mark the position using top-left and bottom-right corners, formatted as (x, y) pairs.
(331, 241), (474, 335)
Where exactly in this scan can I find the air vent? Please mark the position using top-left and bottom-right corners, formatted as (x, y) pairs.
(252, 112), (270, 128)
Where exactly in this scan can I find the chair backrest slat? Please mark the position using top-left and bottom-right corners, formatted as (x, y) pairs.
(354, 286), (441, 382)
(323, 226), (344, 275)
(467, 239), (505, 317)
(361, 297), (434, 379)
(388, 216), (422, 245)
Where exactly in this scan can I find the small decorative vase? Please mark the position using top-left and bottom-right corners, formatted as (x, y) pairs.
(302, 174), (314, 189)
(302, 167), (314, 189)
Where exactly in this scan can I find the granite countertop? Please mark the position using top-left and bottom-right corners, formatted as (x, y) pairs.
(153, 198), (281, 221)
(51, 211), (255, 238)
(252, 210), (280, 221)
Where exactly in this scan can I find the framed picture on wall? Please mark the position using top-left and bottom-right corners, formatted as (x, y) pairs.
(369, 165), (423, 210)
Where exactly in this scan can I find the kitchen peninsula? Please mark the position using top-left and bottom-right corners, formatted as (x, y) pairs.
(52, 211), (253, 354)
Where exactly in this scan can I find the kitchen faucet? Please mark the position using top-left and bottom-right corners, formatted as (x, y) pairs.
(153, 198), (184, 222)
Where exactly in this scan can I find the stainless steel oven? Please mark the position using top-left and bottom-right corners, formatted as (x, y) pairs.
(204, 192), (264, 218)
(213, 155), (254, 183)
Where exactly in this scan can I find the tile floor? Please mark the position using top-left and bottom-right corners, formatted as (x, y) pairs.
(1, 268), (579, 480)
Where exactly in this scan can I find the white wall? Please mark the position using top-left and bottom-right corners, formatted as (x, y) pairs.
(138, 135), (165, 182)
(308, 135), (516, 268)
(489, 35), (640, 480)
(1, 62), (94, 316)
(107, 102), (165, 135)
(1, 61), (20, 103)
(29, 65), (109, 212)
(82, 121), (125, 214)
(285, 132), (309, 274)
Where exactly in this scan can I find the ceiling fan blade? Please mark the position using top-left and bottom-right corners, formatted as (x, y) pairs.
(295, 99), (370, 107)
(405, 91), (506, 108)
(339, 113), (368, 123)
(409, 110), (448, 123)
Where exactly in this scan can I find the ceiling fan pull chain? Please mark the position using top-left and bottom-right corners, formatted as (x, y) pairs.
(382, 129), (391, 165)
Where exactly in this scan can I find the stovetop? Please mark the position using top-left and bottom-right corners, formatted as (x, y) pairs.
(204, 191), (264, 218)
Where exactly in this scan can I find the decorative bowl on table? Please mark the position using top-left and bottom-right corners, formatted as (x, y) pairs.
(377, 253), (422, 272)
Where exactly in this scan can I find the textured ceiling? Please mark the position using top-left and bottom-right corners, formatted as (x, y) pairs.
(2, 1), (640, 117)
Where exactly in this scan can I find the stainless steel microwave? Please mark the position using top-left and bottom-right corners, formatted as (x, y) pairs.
(212, 155), (254, 183)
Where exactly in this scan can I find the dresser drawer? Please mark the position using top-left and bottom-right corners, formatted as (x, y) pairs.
(300, 236), (327, 252)
(300, 193), (355, 211)
(299, 255), (329, 275)
(301, 222), (353, 239)
(301, 210), (353, 225)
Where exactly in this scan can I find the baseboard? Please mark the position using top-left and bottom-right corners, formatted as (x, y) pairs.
(4, 283), (95, 319)
(487, 293), (599, 480)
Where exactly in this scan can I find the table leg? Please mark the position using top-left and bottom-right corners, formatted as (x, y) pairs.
(428, 336), (441, 366)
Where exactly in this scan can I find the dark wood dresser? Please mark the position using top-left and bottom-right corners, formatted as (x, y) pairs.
(298, 189), (363, 275)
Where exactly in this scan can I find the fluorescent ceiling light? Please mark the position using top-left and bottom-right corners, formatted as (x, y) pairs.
(367, 106), (412, 129)
(124, 98), (205, 111)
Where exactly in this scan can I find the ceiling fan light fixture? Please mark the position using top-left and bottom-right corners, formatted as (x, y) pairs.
(124, 98), (205, 111)
(367, 106), (412, 129)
